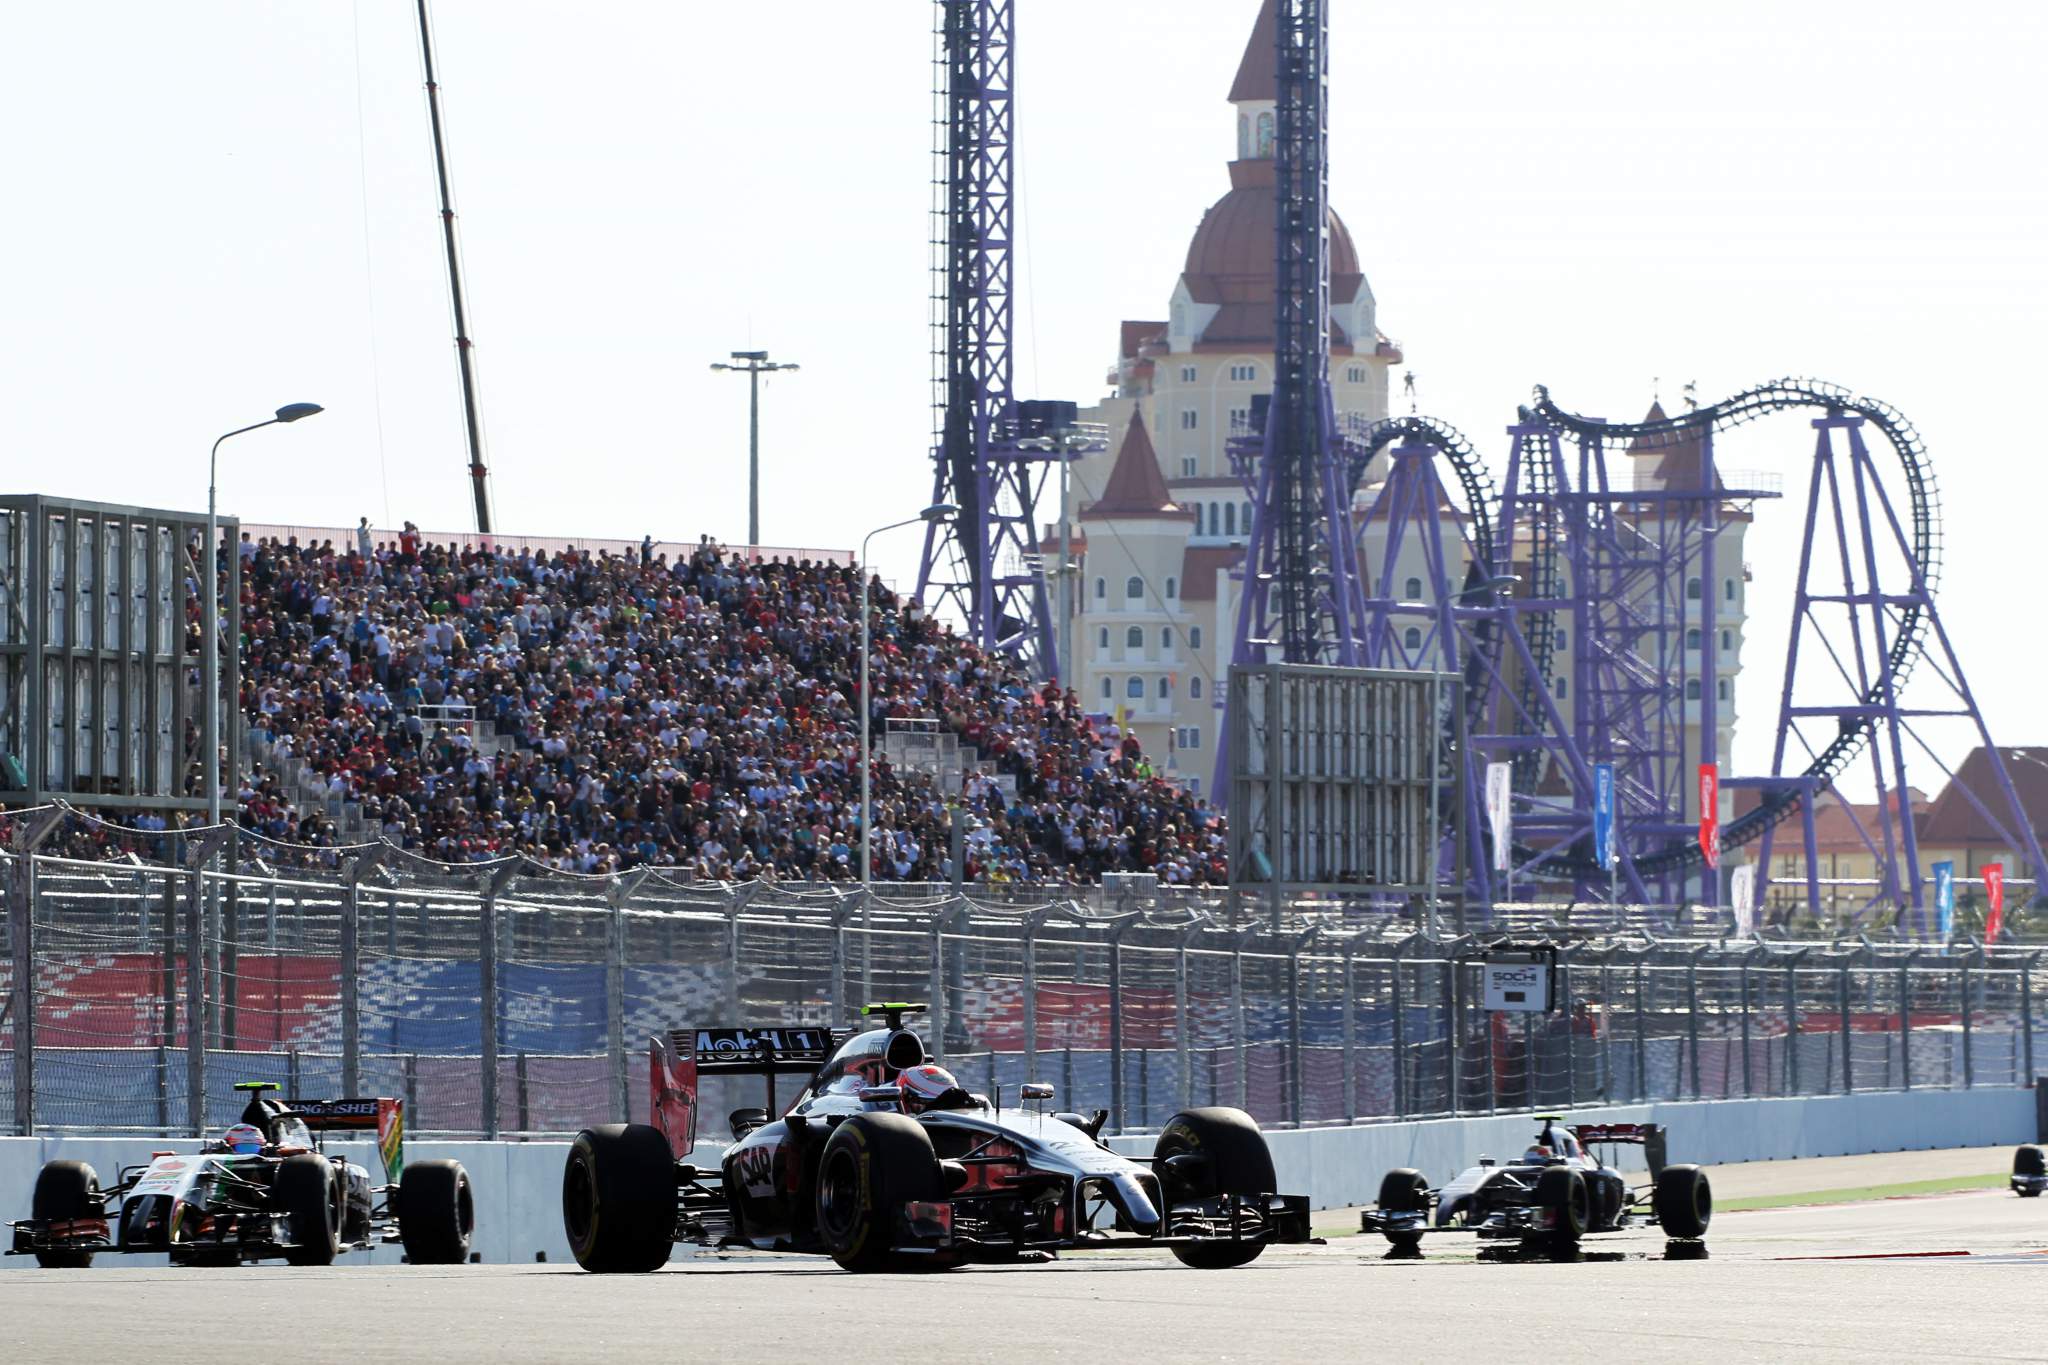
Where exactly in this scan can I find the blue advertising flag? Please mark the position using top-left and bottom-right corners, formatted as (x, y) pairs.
(1592, 764), (1616, 871)
(1933, 860), (1956, 940)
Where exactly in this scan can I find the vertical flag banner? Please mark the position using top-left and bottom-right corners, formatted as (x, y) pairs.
(1486, 762), (1512, 873)
(1729, 864), (1756, 937)
(1986, 863), (2006, 942)
(1592, 763), (1616, 871)
(1933, 860), (1955, 940)
(1697, 763), (1720, 869)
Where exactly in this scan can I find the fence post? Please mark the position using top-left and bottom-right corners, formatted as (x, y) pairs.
(340, 853), (377, 1101)
(1785, 949), (1808, 1096)
(185, 831), (226, 1136)
(830, 893), (854, 1025)
(516, 1051), (531, 1132)
(1287, 928), (1317, 1128)
(928, 902), (952, 1067)
(1632, 953), (1647, 1103)
(1560, 952), (1577, 1109)
(1231, 936), (1249, 1111)
(1445, 953), (1461, 1116)
(606, 870), (645, 1124)
(222, 825), (240, 1050)
(1739, 949), (1754, 1098)
(1340, 938), (1358, 1124)
(1107, 918), (1129, 1132)
(1839, 956), (1854, 1094)
(1686, 950), (1703, 1101)
(1174, 928), (1196, 1118)
(11, 813), (63, 1135)
(2026, 952), (2041, 1084)
(479, 862), (518, 1139)
(1900, 949), (1917, 1091)
(725, 886), (750, 1024)
(1962, 949), (1976, 1089)
(1022, 909), (1045, 1087)
(1389, 940), (1411, 1118)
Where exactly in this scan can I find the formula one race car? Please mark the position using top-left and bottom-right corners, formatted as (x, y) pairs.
(1360, 1116), (1711, 1255)
(7, 1082), (474, 1268)
(561, 1004), (1313, 1273)
(2013, 1145), (2047, 1197)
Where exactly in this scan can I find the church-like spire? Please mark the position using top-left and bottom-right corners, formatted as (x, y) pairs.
(1229, 0), (1280, 103)
(1083, 407), (1191, 521)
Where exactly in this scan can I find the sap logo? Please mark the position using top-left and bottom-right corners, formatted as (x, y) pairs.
(732, 1143), (777, 1196)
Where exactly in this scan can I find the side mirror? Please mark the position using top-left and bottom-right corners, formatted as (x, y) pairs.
(1020, 1082), (1055, 1102)
(857, 1085), (902, 1105)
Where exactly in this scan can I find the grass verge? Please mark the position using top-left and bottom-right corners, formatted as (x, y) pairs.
(1719, 1171), (2007, 1212)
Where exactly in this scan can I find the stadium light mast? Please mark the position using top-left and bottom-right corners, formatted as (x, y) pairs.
(206, 403), (324, 826)
(711, 351), (800, 547)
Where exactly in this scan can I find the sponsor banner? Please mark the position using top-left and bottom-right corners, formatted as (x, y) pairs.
(1933, 860), (1955, 940)
(1697, 764), (1720, 869)
(1729, 864), (1756, 937)
(1592, 763), (1616, 871)
(1986, 863), (2006, 942)
(1486, 762), (1512, 873)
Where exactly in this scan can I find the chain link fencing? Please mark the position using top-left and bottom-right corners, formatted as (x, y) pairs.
(6, 810), (2046, 1138)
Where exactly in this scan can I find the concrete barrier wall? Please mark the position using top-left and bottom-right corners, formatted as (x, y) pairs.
(6, 1086), (2034, 1267)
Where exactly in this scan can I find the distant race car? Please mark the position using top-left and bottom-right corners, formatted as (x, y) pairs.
(561, 1004), (1314, 1273)
(2013, 1145), (2047, 1197)
(1359, 1116), (1712, 1254)
(7, 1082), (474, 1268)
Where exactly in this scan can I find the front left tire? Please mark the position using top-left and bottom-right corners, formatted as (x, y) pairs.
(30, 1160), (101, 1269)
(1154, 1107), (1277, 1269)
(278, 1153), (341, 1266)
(398, 1159), (475, 1264)
(814, 1112), (943, 1273)
(562, 1124), (677, 1273)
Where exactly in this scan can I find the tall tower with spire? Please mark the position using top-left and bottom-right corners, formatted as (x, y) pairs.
(1062, 0), (1403, 785)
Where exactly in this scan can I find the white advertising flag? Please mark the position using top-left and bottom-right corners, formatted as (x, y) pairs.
(1486, 762), (1512, 873)
(1730, 863), (1757, 937)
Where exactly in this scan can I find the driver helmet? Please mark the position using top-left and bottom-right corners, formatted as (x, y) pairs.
(897, 1063), (959, 1116)
(1524, 1143), (1553, 1162)
(222, 1123), (266, 1156)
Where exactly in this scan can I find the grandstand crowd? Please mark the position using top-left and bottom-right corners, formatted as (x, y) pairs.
(220, 531), (1224, 885)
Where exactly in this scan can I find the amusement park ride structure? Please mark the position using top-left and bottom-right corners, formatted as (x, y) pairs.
(911, 0), (2042, 923)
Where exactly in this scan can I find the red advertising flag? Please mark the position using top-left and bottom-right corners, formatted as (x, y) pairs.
(1985, 863), (2006, 942)
(1697, 763), (1720, 869)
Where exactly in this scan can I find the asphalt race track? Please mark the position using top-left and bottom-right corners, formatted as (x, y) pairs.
(8, 1184), (2048, 1364)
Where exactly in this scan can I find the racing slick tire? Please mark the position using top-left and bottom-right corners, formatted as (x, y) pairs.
(815, 1112), (943, 1273)
(2014, 1145), (2046, 1195)
(1653, 1163), (1713, 1239)
(1535, 1166), (1590, 1248)
(1376, 1168), (1430, 1254)
(1155, 1107), (1277, 1269)
(278, 1152), (342, 1266)
(30, 1160), (101, 1269)
(398, 1159), (476, 1265)
(563, 1123), (677, 1273)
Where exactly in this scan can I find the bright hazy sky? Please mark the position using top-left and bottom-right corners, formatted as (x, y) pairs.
(3, 1), (2042, 788)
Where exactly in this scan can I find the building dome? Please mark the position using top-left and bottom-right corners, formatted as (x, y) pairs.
(1179, 160), (1367, 348)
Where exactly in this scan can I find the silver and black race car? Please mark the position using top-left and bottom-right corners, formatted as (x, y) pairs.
(7, 1082), (474, 1268)
(2013, 1145), (2046, 1197)
(1360, 1116), (1712, 1255)
(561, 1004), (1313, 1273)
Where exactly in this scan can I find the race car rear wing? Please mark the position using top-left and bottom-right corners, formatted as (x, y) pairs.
(1572, 1122), (1668, 1176)
(275, 1094), (405, 1182)
(650, 1026), (836, 1160)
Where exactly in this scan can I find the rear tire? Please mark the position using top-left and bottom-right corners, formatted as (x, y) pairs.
(2014, 1144), (2045, 1192)
(1534, 1166), (1589, 1248)
(1653, 1163), (1712, 1240)
(278, 1153), (341, 1267)
(1376, 1167), (1429, 1254)
(31, 1161), (100, 1269)
(562, 1124), (676, 1273)
(815, 1113), (943, 1273)
(398, 1159), (475, 1265)
(1155, 1107), (1277, 1269)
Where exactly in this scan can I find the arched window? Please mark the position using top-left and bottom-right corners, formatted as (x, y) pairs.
(1686, 576), (1702, 601)
(1189, 626), (1203, 649)
(1101, 676), (1112, 699)
(1724, 578), (1737, 602)
(1238, 112), (1250, 159)
(1162, 627), (1174, 648)
(1095, 577), (1106, 600)
(1165, 576), (1177, 599)
(1405, 576), (1423, 600)
(1717, 678), (1730, 701)
(1127, 676), (1145, 699)
(1224, 503), (1237, 536)
(1721, 629), (1732, 650)
(1554, 676), (1568, 699)
(1241, 502), (1253, 534)
(1098, 627), (1109, 649)
(1190, 676), (1203, 699)
(1195, 504), (1206, 535)
(1685, 679), (1702, 700)
(1403, 626), (1422, 650)
(1686, 628), (1701, 650)
(1158, 677), (1170, 699)
(1255, 110), (1274, 157)
(1126, 576), (1143, 600)
(1126, 626), (1144, 648)
(1555, 628), (1567, 652)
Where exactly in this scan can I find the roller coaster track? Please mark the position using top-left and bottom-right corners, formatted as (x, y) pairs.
(1529, 379), (1941, 878)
